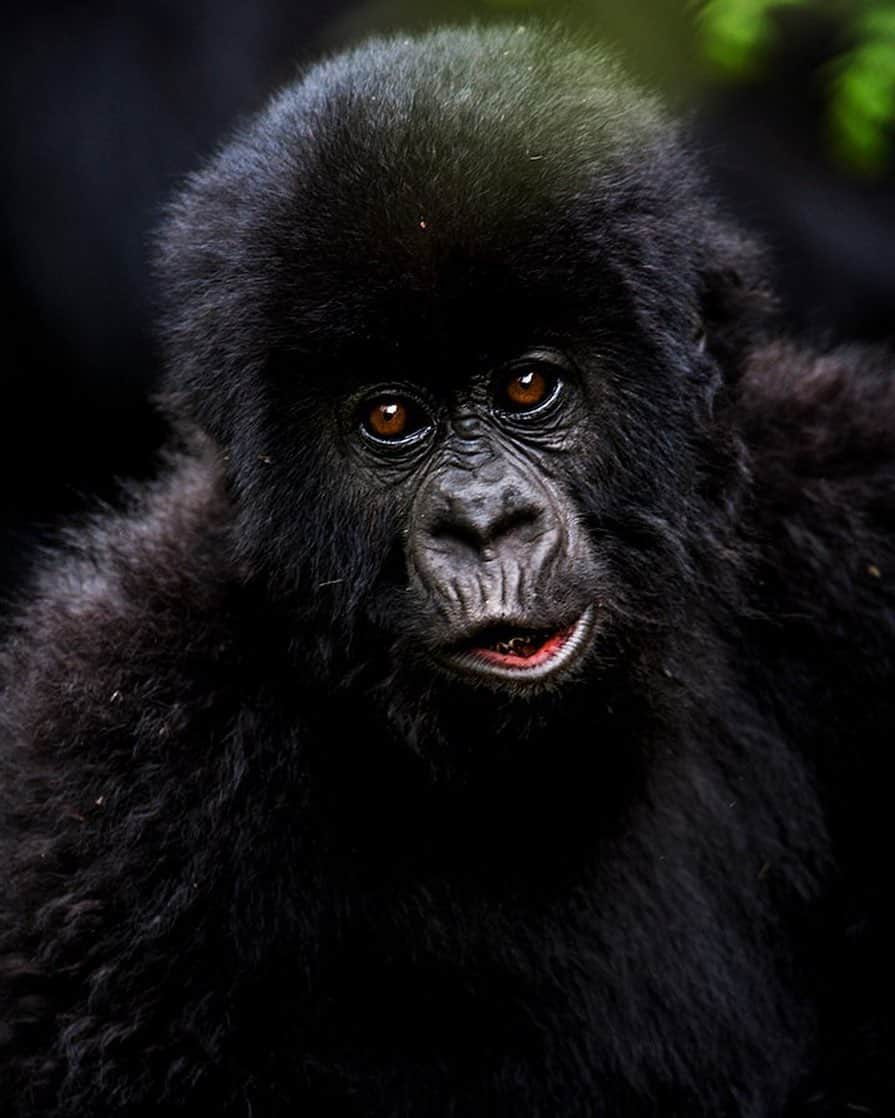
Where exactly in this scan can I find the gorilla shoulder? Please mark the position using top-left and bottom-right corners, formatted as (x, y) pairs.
(2, 448), (244, 747)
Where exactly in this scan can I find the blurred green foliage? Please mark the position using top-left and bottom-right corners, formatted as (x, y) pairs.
(700, 0), (895, 171)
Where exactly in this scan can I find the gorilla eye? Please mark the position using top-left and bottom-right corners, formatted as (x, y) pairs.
(360, 396), (431, 445)
(496, 366), (561, 415)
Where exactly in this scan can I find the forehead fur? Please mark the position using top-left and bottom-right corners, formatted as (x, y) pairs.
(159, 26), (706, 432)
(284, 26), (670, 217)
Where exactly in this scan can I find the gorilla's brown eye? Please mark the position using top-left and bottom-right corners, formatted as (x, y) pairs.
(360, 396), (430, 444)
(497, 367), (560, 414)
(368, 400), (408, 438)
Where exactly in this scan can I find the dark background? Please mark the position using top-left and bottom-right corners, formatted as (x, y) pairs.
(2, 0), (893, 601)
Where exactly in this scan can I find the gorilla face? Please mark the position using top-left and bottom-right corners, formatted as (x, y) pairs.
(160, 27), (753, 701)
(351, 347), (601, 688)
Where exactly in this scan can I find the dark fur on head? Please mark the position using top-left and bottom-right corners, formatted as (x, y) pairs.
(2, 25), (894, 1118)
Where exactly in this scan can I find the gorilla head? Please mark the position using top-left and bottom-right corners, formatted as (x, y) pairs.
(159, 27), (765, 716)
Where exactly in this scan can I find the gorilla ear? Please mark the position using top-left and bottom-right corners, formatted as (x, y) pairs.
(697, 219), (777, 369)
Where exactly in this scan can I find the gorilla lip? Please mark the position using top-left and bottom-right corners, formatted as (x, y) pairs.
(444, 606), (596, 684)
(475, 625), (574, 666)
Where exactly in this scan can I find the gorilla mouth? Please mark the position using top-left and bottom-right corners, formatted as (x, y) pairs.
(442, 606), (596, 685)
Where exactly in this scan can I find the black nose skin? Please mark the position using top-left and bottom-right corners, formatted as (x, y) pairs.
(410, 461), (566, 626)
(428, 480), (545, 560)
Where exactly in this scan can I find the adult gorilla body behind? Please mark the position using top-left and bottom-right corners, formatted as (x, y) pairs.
(1, 27), (893, 1117)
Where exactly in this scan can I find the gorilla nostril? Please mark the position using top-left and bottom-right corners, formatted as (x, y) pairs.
(429, 515), (485, 556)
(488, 505), (543, 546)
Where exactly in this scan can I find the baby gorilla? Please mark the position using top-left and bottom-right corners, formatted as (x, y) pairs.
(2, 25), (894, 1118)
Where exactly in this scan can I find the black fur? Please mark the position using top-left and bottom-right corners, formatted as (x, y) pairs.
(1, 26), (893, 1117)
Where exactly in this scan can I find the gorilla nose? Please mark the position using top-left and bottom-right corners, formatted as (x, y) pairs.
(426, 485), (546, 559)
